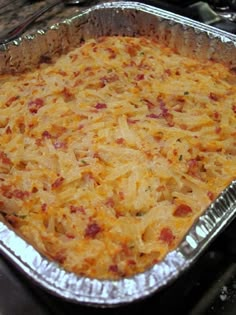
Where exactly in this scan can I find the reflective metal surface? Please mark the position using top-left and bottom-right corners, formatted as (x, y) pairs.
(0, 1), (236, 307)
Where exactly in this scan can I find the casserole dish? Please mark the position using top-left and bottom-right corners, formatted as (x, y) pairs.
(0, 1), (236, 307)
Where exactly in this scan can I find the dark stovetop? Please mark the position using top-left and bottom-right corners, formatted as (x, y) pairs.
(0, 1), (236, 314)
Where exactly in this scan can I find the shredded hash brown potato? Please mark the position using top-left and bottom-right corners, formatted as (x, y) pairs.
(0, 36), (236, 280)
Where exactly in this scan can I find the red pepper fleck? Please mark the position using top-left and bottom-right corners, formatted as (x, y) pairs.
(28, 98), (44, 114)
(159, 227), (175, 246)
(173, 204), (193, 217)
(84, 222), (101, 238)
(94, 103), (107, 109)
(51, 177), (64, 189)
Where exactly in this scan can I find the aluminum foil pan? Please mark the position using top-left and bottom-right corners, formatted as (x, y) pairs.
(0, 1), (236, 307)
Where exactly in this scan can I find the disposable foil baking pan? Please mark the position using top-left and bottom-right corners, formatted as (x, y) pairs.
(0, 1), (236, 307)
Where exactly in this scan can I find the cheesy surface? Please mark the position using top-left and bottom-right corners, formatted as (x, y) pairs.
(0, 36), (235, 280)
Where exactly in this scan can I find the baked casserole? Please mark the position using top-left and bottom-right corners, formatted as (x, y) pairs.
(0, 35), (235, 280)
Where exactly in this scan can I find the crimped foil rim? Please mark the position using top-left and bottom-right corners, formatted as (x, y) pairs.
(0, 1), (236, 307)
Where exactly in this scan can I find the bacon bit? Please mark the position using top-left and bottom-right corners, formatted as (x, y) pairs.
(53, 141), (67, 150)
(70, 54), (78, 62)
(5, 95), (19, 107)
(84, 222), (101, 238)
(119, 191), (125, 200)
(156, 185), (165, 192)
(58, 70), (67, 76)
(213, 111), (221, 121)
(18, 122), (25, 134)
(52, 251), (66, 264)
(2, 186), (30, 200)
(116, 138), (125, 144)
(159, 227), (175, 246)
(188, 159), (198, 171)
(164, 69), (171, 76)
(78, 124), (84, 130)
(232, 105), (236, 113)
(35, 138), (43, 146)
(73, 71), (80, 77)
(70, 205), (85, 214)
(94, 103), (107, 109)
(106, 47), (116, 59)
(109, 264), (119, 273)
(143, 99), (155, 110)
(28, 98), (44, 114)
(42, 130), (52, 138)
(0, 151), (12, 165)
(146, 113), (160, 119)
(61, 87), (75, 102)
(66, 233), (75, 239)
(105, 197), (115, 208)
(173, 204), (193, 217)
(209, 92), (219, 101)
(6, 215), (19, 228)
(12, 189), (30, 199)
(126, 44), (138, 57)
(152, 258), (159, 265)
(5, 126), (12, 134)
(127, 118), (139, 124)
(41, 203), (47, 212)
(215, 126), (221, 134)
(207, 191), (215, 201)
(173, 149), (178, 156)
(127, 259), (136, 266)
(51, 177), (64, 189)
(100, 73), (119, 86)
(136, 74), (144, 81)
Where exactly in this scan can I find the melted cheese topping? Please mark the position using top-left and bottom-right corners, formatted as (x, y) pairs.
(0, 36), (235, 280)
